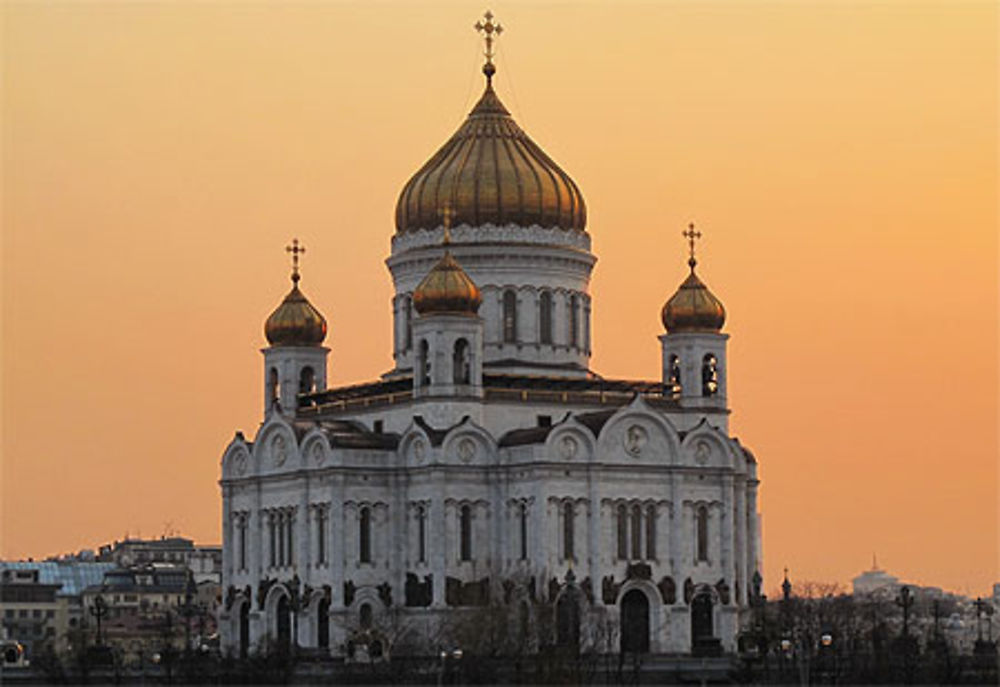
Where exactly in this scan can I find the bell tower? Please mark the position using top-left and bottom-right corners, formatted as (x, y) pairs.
(660, 224), (728, 411)
(262, 239), (329, 417)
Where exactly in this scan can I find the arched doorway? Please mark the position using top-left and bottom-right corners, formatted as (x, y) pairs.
(238, 602), (249, 658)
(276, 595), (291, 653)
(317, 597), (330, 650)
(556, 593), (581, 652)
(691, 591), (714, 646)
(620, 589), (650, 654)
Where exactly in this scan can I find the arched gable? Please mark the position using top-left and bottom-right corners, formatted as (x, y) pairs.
(222, 433), (253, 479)
(300, 426), (336, 469)
(596, 395), (681, 465)
(680, 419), (738, 470)
(441, 420), (498, 466)
(544, 416), (596, 463)
(253, 416), (300, 474)
(397, 424), (434, 468)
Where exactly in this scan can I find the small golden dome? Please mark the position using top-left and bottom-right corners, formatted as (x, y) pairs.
(413, 250), (482, 316)
(265, 239), (327, 346)
(661, 258), (726, 334)
(395, 70), (586, 234)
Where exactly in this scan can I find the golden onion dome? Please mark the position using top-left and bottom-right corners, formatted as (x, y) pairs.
(661, 257), (726, 334)
(395, 64), (586, 234)
(265, 241), (327, 346)
(413, 249), (482, 316)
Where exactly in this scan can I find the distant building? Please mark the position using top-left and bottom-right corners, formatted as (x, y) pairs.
(97, 537), (222, 584)
(0, 561), (114, 658)
(852, 559), (900, 595)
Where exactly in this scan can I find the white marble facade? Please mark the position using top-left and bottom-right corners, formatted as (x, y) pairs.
(218, 58), (762, 660)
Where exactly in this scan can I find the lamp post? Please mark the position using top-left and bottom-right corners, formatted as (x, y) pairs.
(896, 586), (915, 684)
(90, 595), (108, 646)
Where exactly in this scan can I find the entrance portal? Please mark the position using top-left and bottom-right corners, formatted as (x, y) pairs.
(317, 598), (330, 650)
(620, 589), (650, 654)
(276, 595), (291, 652)
(238, 602), (249, 658)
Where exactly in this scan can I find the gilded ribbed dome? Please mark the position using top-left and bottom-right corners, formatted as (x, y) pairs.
(413, 249), (482, 316)
(661, 258), (726, 334)
(395, 72), (586, 233)
(265, 277), (327, 347)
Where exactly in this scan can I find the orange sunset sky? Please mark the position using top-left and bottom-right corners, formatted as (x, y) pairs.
(2, 2), (997, 596)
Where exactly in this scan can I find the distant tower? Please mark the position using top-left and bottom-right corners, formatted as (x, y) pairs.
(411, 209), (484, 398)
(262, 239), (329, 416)
(660, 224), (728, 410)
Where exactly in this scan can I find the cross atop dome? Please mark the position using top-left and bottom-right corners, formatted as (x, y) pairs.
(475, 10), (503, 81)
(286, 238), (306, 284)
(683, 223), (702, 269)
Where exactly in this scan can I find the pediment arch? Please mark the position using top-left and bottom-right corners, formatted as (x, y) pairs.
(596, 395), (681, 465)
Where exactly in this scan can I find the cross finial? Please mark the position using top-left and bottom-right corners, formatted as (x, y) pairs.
(439, 204), (455, 245)
(683, 222), (702, 270)
(286, 238), (306, 284)
(475, 10), (503, 82)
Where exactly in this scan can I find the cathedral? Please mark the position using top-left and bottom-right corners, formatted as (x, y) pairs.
(219, 13), (762, 662)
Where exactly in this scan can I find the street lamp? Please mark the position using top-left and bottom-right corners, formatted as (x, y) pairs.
(90, 595), (108, 646)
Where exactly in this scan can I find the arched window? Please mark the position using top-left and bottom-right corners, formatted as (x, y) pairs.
(539, 291), (553, 344)
(359, 506), (372, 564)
(404, 295), (413, 350)
(418, 339), (430, 387)
(277, 511), (286, 567)
(563, 501), (575, 561)
(459, 505), (472, 562)
(502, 290), (518, 343)
(359, 602), (372, 629)
(268, 513), (277, 568)
(646, 505), (657, 560)
(453, 338), (471, 385)
(631, 504), (642, 560)
(617, 504), (628, 559)
(416, 505), (427, 564)
(316, 507), (327, 565)
(285, 510), (294, 566)
(269, 368), (280, 407)
(696, 505), (709, 563)
(702, 354), (718, 397)
(569, 294), (579, 348)
(519, 503), (529, 561)
(299, 366), (315, 394)
(238, 514), (247, 571)
(668, 355), (681, 396)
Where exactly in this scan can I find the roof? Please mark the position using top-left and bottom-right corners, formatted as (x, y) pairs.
(0, 561), (117, 597)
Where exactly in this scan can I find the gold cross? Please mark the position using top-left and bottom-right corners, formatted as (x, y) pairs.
(683, 222), (702, 261)
(286, 238), (306, 283)
(439, 204), (455, 245)
(475, 10), (503, 66)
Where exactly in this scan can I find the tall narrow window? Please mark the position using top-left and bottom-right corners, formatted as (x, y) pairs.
(702, 354), (718, 397)
(453, 339), (470, 385)
(696, 505), (709, 563)
(316, 508), (327, 565)
(519, 503), (529, 560)
(459, 505), (472, 562)
(569, 294), (579, 348)
(277, 512), (286, 567)
(668, 355), (681, 396)
(502, 290), (518, 343)
(631, 505), (642, 560)
(360, 507), (372, 564)
(238, 515), (247, 571)
(563, 502), (575, 561)
(404, 296), (413, 350)
(299, 366), (315, 394)
(417, 506), (427, 564)
(418, 340), (431, 386)
(286, 510), (294, 565)
(539, 291), (553, 344)
(617, 504), (628, 559)
(269, 514), (276, 568)
(645, 505), (657, 560)
(269, 368), (279, 407)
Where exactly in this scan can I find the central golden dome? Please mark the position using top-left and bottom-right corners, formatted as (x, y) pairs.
(395, 71), (586, 233)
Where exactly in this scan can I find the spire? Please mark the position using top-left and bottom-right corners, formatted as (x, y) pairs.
(475, 10), (503, 83)
(661, 222), (726, 333)
(286, 238), (306, 285)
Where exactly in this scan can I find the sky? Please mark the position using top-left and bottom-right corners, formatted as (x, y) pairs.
(2, 1), (996, 597)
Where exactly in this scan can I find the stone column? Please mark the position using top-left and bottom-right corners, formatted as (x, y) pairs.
(734, 479), (747, 606)
(431, 473), (447, 607)
(720, 476), (734, 595)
